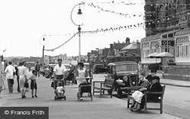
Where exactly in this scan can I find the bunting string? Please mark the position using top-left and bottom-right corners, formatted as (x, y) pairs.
(81, 22), (145, 34)
(86, 2), (144, 18)
(44, 32), (78, 52)
(44, 22), (145, 52)
(90, 0), (137, 6)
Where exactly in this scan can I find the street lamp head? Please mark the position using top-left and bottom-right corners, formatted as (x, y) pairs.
(77, 8), (82, 15)
(42, 37), (46, 46)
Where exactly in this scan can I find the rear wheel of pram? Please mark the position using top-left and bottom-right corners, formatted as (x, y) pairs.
(90, 93), (93, 101)
(54, 96), (57, 100)
(77, 92), (80, 101)
(63, 96), (66, 101)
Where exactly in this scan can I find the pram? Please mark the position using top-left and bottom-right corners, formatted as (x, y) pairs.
(77, 77), (93, 101)
(51, 75), (66, 100)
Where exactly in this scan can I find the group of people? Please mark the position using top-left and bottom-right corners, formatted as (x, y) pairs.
(0, 57), (92, 101)
(0, 60), (39, 99)
(114, 72), (162, 112)
(52, 59), (92, 100)
(130, 73), (162, 112)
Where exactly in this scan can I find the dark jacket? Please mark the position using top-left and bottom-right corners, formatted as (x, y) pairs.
(147, 82), (162, 102)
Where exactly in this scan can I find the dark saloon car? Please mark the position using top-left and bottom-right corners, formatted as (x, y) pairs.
(93, 64), (107, 74)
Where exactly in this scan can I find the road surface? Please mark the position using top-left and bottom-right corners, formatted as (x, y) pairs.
(0, 74), (186, 119)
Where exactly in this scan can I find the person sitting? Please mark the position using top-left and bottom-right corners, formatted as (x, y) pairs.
(76, 62), (87, 100)
(147, 76), (162, 102)
(131, 75), (162, 112)
(138, 73), (151, 90)
(130, 73), (151, 112)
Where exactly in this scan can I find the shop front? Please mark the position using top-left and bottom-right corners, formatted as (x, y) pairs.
(175, 34), (190, 65)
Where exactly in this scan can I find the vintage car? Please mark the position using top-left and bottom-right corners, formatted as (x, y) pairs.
(107, 61), (138, 77)
(93, 64), (107, 74)
(106, 61), (139, 97)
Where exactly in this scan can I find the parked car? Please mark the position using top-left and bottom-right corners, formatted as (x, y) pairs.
(106, 61), (139, 97)
(93, 64), (107, 74)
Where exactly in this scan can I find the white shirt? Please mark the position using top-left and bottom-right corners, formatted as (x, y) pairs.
(5, 65), (15, 79)
(77, 68), (86, 78)
(26, 70), (33, 79)
(76, 68), (86, 86)
(53, 64), (67, 75)
(18, 65), (27, 79)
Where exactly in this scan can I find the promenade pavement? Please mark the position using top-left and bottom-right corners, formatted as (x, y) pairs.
(155, 73), (190, 87)
(160, 78), (190, 87)
(0, 75), (183, 119)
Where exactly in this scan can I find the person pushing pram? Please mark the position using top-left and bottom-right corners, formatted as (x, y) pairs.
(76, 62), (92, 101)
(52, 59), (67, 100)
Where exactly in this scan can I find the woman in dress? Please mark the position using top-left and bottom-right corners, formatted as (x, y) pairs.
(18, 61), (28, 98)
(76, 62), (87, 100)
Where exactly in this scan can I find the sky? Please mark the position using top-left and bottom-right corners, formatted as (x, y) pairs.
(0, 0), (145, 57)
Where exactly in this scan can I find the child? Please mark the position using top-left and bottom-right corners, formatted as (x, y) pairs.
(30, 70), (38, 98)
(55, 82), (65, 97)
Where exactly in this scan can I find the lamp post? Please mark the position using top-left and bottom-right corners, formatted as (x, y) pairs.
(42, 37), (45, 65)
(70, 2), (84, 62)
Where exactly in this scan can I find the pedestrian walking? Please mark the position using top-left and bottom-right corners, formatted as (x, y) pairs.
(29, 70), (38, 98)
(15, 64), (20, 92)
(0, 60), (6, 94)
(53, 58), (67, 82)
(18, 61), (28, 98)
(5, 61), (15, 93)
(35, 61), (41, 77)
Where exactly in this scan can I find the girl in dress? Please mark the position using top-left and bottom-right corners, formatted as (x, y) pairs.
(76, 62), (87, 100)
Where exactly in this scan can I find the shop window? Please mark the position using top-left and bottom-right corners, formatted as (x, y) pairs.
(162, 34), (167, 38)
(168, 33), (174, 38)
(176, 46), (179, 57)
(186, 45), (189, 56)
(182, 45), (186, 57)
(179, 46), (183, 57)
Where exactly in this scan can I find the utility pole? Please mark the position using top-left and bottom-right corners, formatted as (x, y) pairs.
(70, 2), (84, 62)
(78, 25), (81, 61)
(42, 37), (45, 65)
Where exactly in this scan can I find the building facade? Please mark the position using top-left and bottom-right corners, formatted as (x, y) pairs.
(141, 30), (175, 64)
(175, 28), (190, 65)
(142, 0), (190, 80)
(143, 0), (190, 65)
(145, 0), (190, 36)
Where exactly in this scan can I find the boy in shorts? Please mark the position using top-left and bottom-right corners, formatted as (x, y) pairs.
(30, 70), (38, 98)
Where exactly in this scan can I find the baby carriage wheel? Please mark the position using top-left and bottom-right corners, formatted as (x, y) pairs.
(63, 96), (66, 100)
(54, 96), (57, 100)
(90, 94), (93, 101)
(77, 92), (81, 101)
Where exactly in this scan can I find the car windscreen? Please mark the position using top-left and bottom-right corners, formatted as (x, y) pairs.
(115, 64), (137, 72)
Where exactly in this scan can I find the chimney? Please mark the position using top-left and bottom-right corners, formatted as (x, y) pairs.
(110, 44), (114, 49)
(126, 37), (130, 44)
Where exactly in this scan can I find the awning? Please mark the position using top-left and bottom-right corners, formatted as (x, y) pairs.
(146, 52), (159, 58)
(141, 59), (161, 64)
(156, 52), (174, 58)
(121, 43), (138, 50)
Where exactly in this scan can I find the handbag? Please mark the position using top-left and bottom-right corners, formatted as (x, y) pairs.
(24, 81), (29, 88)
